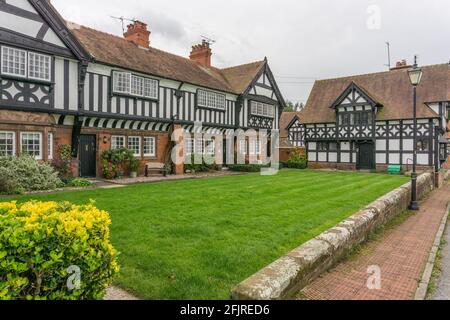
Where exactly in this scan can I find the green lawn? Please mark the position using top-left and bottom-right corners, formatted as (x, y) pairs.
(5, 169), (408, 299)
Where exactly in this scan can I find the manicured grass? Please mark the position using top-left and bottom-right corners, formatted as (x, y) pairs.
(6, 170), (408, 299)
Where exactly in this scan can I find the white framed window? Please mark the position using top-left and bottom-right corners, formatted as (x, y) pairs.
(113, 71), (159, 99)
(0, 131), (15, 157)
(195, 138), (204, 154)
(250, 101), (275, 118)
(113, 71), (131, 94)
(185, 138), (194, 156)
(239, 140), (247, 155)
(143, 137), (156, 157)
(249, 139), (261, 155)
(144, 78), (158, 99)
(197, 90), (226, 110)
(47, 132), (54, 160)
(21, 132), (42, 160)
(28, 52), (51, 81)
(131, 75), (143, 96)
(111, 136), (125, 150)
(128, 136), (141, 156)
(1, 46), (27, 78)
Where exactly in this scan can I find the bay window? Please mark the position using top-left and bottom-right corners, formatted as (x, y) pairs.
(21, 132), (42, 160)
(0, 131), (15, 157)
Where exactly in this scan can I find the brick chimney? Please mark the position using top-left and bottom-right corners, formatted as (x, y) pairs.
(189, 40), (212, 67)
(390, 59), (411, 70)
(124, 21), (150, 48)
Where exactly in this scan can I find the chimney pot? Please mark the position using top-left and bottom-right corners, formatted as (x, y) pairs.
(124, 20), (151, 48)
(189, 41), (212, 67)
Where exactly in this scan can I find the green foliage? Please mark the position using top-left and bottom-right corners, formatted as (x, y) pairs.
(281, 150), (308, 169)
(0, 200), (119, 300)
(129, 158), (139, 173)
(0, 155), (62, 195)
(185, 154), (220, 173)
(227, 164), (270, 172)
(52, 145), (73, 181)
(68, 178), (92, 188)
(100, 149), (135, 179)
(284, 100), (304, 112)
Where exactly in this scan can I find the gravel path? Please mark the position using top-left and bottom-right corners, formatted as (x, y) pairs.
(432, 220), (450, 300)
(104, 286), (139, 300)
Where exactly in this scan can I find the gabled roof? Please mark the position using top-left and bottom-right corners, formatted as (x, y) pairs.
(66, 22), (270, 96)
(330, 81), (381, 108)
(301, 63), (450, 123)
(280, 112), (302, 138)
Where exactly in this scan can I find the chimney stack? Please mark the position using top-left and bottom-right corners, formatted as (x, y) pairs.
(390, 59), (411, 70)
(124, 20), (150, 48)
(189, 40), (212, 67)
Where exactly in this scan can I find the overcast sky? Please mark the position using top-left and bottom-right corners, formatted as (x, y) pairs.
(52, 0), (450, 104)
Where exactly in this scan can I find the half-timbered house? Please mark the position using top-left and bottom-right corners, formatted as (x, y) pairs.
(0, 0), (285, 177)
(284, 62), (450, 172)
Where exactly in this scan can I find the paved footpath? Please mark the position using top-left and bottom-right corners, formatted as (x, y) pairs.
(299, 182), (450, 300)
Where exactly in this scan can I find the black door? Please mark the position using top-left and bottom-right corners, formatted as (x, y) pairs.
(79, 135), (96, 177)
(357, 142), (375, 170)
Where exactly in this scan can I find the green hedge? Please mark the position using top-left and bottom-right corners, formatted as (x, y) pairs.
(227, 164), (270, 172)
(0, 200), (119, 300)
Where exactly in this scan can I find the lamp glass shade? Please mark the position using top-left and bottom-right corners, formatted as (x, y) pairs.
(408, 67), (423, 86)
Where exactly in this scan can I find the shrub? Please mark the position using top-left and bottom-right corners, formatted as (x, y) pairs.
(68, 178), (92, 188)
(0, 167), (23, 195)
(101, 149), (134, 179)
(184, 154), (219, 173)
(52, 145), (73, 182)
(0, 200), (119, 300)
(0, 155), (62, 194)
(129, 158), (139, 173)
(227, 164), (270, 172)
(281, 150), (308, 169)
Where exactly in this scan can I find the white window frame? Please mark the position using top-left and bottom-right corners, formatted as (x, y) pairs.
(1, 46), (27, 79)
(250, 101), (275, 118)
(111, 135), (126, 150)
(185, 138), (194, 156)
(249, 139), (261, 155)
(0, 131), (16, 157)
(20, 132), (42, 160)
(28, 52), (51, 82)
(204, 139), (215, 155)
(143, 137), (156, 157)
(197, 89), (226, 110)
(128, 136), (141, 157)
(47, 132), (54, 160)
(113, 71), (159, 99)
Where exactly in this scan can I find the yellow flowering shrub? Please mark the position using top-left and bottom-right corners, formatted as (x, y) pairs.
(0, 200), (119, 300)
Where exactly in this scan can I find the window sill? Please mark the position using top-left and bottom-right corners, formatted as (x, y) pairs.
(196, 105), (226, 112)
(112, 92), (159, 103)
(0, 73), (53, 86)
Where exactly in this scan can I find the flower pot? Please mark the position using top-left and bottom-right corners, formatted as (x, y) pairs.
(130, 171), (137, 178)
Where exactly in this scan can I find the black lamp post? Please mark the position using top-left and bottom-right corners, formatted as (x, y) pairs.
(407, 58), (423, 211)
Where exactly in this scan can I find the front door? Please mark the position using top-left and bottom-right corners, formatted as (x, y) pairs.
(79, 135), (96, 177)
(357, 142), (375, 170)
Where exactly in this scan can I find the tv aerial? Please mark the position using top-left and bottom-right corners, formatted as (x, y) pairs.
(111, 16), (137, 33)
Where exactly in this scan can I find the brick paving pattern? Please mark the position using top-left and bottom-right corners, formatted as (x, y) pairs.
(300, 182), (450, 300)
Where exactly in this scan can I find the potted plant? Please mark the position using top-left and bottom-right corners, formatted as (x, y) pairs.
(129, 158), (139, 178)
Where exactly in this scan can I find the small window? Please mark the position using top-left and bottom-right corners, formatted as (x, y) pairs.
(317, 142), (328, 151)
(144, 78), (158, 99)
(185, 138), (194, 156)
(249, 139), (261, 155)
(204, 139), (215, 155)
(113, 72), (131, 94)
(21, 132), (42, 160)
(329, 142), (338, 151)
(0, 131), (15, 157)
(47, 132), (54, 160)
(128, 136), (141, 156)
(250, 101), (275, 118)
(417, 139), (429, 152)
(143, 137), (156, 157)
(1, 46), (27, 78)
(28, 52), (51, 81)
(197, 90), (226, 110)
(131, 75), (143, 96)
(111, 136), (125, 150)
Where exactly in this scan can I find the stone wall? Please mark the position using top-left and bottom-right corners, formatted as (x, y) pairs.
(231, 173), (435, 300)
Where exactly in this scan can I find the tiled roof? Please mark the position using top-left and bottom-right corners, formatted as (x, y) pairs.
(67, 23), (264, 95)
(279, 112), (302, 138)
(301, 64), (450, 123)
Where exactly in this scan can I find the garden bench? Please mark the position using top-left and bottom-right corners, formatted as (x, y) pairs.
(145, 162), (167, 177)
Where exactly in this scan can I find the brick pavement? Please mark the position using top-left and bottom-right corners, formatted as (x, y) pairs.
(299, 182), (450, 300)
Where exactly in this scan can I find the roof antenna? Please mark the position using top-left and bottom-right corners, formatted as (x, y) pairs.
(384, 41), (391, 70)
(111, 16), (137, 34)
(200, 35), (216, 46)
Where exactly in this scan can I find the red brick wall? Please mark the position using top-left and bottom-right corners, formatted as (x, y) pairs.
(279, 147), (306, 162)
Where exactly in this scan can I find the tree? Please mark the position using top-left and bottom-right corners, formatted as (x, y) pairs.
(284, 100), (304, 112)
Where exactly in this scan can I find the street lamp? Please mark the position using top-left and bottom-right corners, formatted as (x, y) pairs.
(407, 58), (423, 211)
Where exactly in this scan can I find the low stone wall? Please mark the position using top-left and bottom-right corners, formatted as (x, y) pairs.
(231, 173), (435, 300)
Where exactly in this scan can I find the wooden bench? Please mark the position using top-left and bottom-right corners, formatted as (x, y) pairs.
(145, 163), (168, 177)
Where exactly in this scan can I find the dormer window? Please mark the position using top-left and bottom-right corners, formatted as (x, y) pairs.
(197, 89), (226, 110)
(338, 111), (372, 126)
(1, 46), (51, 82)
(113, 71), (159, 100)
